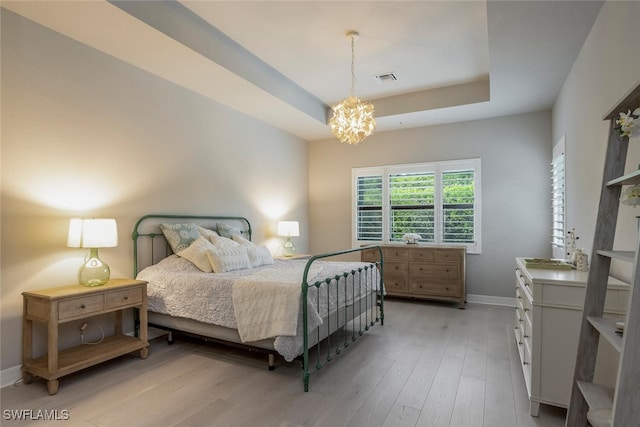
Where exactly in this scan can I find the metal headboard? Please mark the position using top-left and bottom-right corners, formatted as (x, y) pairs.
(132, 214), (252, 276)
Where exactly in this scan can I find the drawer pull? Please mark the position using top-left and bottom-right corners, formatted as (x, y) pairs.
(124, 296), (128, 300)
(517, 296), (522, 299)
(80, 304), (86, 309)
(518, 341), (523, 345)
(524, 335), (529, 338)
(523, 361), (529, 366)
(524, 308), (529, 312)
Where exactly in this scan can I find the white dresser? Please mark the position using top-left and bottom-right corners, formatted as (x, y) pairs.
(514, 258), (629, 416)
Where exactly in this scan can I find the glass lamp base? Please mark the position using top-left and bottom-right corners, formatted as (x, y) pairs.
(78, 248), (110, 287)
(283, 239), (296, 257)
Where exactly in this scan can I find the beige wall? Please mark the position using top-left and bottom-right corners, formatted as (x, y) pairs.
(0, 11), (309, 374)
(552, 0), (640, 282)
(309, 111), (553, 299)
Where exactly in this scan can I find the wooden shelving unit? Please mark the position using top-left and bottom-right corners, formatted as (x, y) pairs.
(565, 82), (640, 426)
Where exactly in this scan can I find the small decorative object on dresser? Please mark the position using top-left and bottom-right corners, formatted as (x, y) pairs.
(22, 279), (148, 395)
(401, 233), (421, 244)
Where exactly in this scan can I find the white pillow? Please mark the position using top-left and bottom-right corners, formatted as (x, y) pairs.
(196, 225), (219, 240)
(176, 236), (216, 273)
(209, 234), (240, 249)
(206, 246), (251, 273)
(232, 235), (274, 267)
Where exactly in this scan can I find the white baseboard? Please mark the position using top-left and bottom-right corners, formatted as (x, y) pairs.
(1, 365), (23, 389)
(466, 293), (516, 307)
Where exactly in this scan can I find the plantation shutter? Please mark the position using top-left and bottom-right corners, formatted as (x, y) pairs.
(442, 170), (475, 243)
(352, 158), (481, 253)
(551, 137), (566, 258)
(355, 174), (383, 241)
(389, 172), (435, 242)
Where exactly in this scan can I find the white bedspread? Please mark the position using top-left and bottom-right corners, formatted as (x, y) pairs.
(137, 255), (379, 361)
(232, 264), (322, 342)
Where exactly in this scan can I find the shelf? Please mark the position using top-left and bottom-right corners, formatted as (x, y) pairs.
(24, 335), (147, 380)
(606, 169), (640, 186)
(577, 380), (614, 410)
(587, 316), (623, 353)
(596, 250), (635, 263)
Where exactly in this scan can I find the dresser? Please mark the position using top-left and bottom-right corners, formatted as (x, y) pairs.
(514, 258), (628, 415)
(22, 279), (148, 395)
(362, 245), (466, 307)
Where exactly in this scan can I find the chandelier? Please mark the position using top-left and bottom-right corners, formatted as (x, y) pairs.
(329, 31), (376, 145)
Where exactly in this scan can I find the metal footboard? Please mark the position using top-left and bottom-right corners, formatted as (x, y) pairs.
(301, 246), (384, 392)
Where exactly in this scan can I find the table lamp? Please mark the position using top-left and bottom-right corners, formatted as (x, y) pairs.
(277, 221), (299, 257)
(67, 218), (118, 286)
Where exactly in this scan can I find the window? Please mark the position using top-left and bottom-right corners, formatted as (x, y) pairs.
(353, 159), (481, 253)
(551, 136), (566, 259)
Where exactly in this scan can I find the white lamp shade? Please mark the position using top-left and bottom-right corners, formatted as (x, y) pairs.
(277, 221), (300, 237)
(67, 218), (118, 248)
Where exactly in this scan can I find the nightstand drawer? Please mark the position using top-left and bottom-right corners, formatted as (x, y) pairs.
(58, 295), (104, 320)
(106, 287), (143, 309)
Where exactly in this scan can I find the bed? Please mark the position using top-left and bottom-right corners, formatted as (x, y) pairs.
(132, 214), (384, 391)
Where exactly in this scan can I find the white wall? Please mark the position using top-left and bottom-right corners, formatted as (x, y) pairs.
(553, 0), (640, 281)
(309, 111), (552, 299)
(0, 11), (309, 374)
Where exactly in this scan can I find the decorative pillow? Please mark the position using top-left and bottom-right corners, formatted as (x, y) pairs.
(196, 225), (219, 240)
(176, 236), (216, 273)
(209, 234), (240, 249)
(159, 223), (200, 253)
(232, 235), (274, 267)
(248, 245), (274, 268)
(216, 222), (242, 238)
(206, 246), (251, 273)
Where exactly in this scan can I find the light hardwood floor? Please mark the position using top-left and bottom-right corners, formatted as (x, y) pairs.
(1, 300), (567, 426)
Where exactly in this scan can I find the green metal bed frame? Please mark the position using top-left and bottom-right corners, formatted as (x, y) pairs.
(132, 214), (384, 392)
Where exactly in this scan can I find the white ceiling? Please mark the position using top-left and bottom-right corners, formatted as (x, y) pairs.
(2, 1), (603, 141)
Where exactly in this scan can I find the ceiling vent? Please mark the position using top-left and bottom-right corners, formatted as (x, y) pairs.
(374, 72), (397, 83)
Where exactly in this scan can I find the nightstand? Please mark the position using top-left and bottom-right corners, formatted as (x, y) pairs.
(22, 279), (148, 395)
(274, 254), (312, 260)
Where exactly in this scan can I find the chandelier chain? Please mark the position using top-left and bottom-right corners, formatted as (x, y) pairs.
(350, 34), (356, 97)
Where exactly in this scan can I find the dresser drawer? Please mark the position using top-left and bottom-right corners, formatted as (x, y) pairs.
(386, 261), (409, 276)
(409, 279), (459, 297)
(106, 287), (143, 309)
(410, 262), (459, 280)
(58, 295), (104, 320)
(385, 277), (409, 294)
(384, 247), (409, 260)
(434, 249), (462, 262)
(360, 247), (380, 263)
(409, 249), (435, 261)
